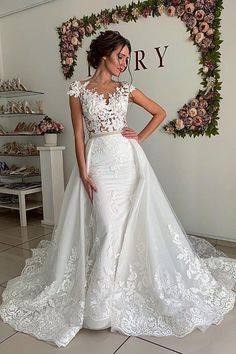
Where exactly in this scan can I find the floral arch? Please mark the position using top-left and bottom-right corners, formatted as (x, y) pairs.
(57, 0), (223, 138)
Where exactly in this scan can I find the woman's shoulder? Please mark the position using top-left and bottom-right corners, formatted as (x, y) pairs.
(67, 79), (88, 97)
(121, 81), (136, 93)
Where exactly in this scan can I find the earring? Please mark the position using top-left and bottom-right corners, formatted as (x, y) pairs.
(103, 57), (106, 60)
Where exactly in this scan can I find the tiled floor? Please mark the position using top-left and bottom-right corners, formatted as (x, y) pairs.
(0, 209), (236, 354)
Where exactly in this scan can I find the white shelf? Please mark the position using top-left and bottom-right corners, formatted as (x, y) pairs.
(0, 199), (42, 210)
(0, 90), (44, 98)
(0, 186), (42, 194)
(0, 186), (42, 226)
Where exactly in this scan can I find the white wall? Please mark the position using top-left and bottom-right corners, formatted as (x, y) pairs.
(0, 0), (235, 240)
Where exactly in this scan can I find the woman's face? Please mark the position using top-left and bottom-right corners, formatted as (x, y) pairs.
(104, 45), (130, 77)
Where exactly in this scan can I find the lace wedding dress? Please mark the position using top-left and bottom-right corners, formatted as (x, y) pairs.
(0, 80), (235, 347)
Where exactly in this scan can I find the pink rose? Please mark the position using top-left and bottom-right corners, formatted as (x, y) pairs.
(185, 3), (195, 14)
(158, 5), (166, 15)
(176, 5), (185, 17)
(72, 20), (79, 28)
(199, 22), (209, 33)
(188, 107), (198, 117)
(190, 99), (199, 108)
(61, 26), (66, 34)
(66, 57), (73, 66)
(175, 118), (184, 130)
(207, 28), (214, 36)
(195, 9), (205, 21)
(197, 108), (206, 117)
(198, 99), (208, 108)
(195, 32), (205, 44)
(179, 109), (188, 118)
(193, 116), (203, 126)
(167, 6), (176, 17)
(71, 36), (78, 46)
(204, 14), (215, 24)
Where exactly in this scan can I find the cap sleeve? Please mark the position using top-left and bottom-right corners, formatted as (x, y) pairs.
(122, 81), (136, 94)
(129, 83), (136, 93)
(67, 80), (82, 98)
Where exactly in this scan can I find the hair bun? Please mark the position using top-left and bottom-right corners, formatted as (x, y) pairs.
(87, 30), (131, 69)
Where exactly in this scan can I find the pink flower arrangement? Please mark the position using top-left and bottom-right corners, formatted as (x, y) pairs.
(36, 116), (64, 135)
(57, 0), (223, 138)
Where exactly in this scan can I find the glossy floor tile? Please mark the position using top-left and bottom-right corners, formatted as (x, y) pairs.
(139, 306), (236, 354)
(0, 329), (128, 354)
(215, 245), (236, 258)
(115, 337), (182, 353)
(0, 243), (12, 252)
(0, 224), (52, 246)
(15, 233), (52, 250)
(0, 247), (31, 284)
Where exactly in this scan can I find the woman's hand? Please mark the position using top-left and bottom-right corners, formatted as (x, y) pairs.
(81, 174), (97, 203)
(121, 127), (140, 143)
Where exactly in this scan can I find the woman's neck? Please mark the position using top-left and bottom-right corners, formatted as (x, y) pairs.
(91, 68), (113, 85)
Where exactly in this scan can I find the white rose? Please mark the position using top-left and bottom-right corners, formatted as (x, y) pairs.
(175, 118), (184, 130)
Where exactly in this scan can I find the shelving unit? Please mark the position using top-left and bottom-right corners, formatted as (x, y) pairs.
(0, 88), (44, 226)
(0, 113), (45, 118)
(0, 90), (44, 98)
(0, 186), (42, 226)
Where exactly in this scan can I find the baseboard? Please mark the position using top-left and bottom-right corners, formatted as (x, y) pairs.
(187, 230), (236, 248)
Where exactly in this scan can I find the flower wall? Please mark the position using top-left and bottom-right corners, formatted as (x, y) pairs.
(57, 0), (223, 138)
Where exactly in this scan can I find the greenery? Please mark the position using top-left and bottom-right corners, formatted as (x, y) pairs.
(57, 0), (223, 138)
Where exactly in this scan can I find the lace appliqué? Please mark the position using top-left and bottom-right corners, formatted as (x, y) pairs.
(111, 224), (235, 337)
(67, 81), (135, 137)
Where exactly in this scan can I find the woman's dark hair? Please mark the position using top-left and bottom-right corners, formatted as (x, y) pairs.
(87, 30), (131, 69)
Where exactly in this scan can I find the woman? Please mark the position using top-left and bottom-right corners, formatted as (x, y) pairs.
(0, 30), (235, 348)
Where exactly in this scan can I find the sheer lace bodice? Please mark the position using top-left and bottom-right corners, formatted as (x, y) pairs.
(67, 80), (135, 137)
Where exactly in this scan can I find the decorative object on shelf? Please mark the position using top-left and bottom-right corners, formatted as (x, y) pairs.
(36, 115), (64, 146)
(0, 142), (39, 155)
(0, 163), (39, 177)
(36, 100), (44, 114)
(0, 77), (27, 92)
(57, 0), (223, 138)
(0, 99), (42, 114)
(0, 194), (18, 204)
(0, 124), (7, 135)
(13, 122), (38, 135)
(0, 85), (44, 227)
(0, 122), (40, 136)
(0, 161), (9, 173)
(44, 133), (58, 147)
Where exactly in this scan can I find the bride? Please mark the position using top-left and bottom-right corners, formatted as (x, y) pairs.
(0, 30), (235, 348)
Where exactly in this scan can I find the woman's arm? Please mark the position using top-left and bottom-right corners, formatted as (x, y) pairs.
(69, 95), (87, 178)
(122, 88), (167, 143)
(69, 95), (97, 201)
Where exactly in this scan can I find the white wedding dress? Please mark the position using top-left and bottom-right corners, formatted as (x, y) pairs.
(0, 80), (236, 347)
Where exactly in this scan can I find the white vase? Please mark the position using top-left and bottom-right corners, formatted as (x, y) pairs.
(44, 133), (58, 146)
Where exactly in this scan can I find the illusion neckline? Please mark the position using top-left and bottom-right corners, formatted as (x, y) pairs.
(81, 80), (124, 105)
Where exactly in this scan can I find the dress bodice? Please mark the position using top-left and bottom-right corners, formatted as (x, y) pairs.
(67, 80), (135, 137)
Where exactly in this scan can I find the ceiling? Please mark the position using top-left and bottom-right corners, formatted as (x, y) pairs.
(0, 0), (55, 18)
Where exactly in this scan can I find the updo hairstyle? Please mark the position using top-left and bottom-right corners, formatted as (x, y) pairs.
(87, 30), (131, 69)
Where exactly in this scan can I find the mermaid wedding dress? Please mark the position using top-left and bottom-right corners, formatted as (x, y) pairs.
(0, 80), (235, 347)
